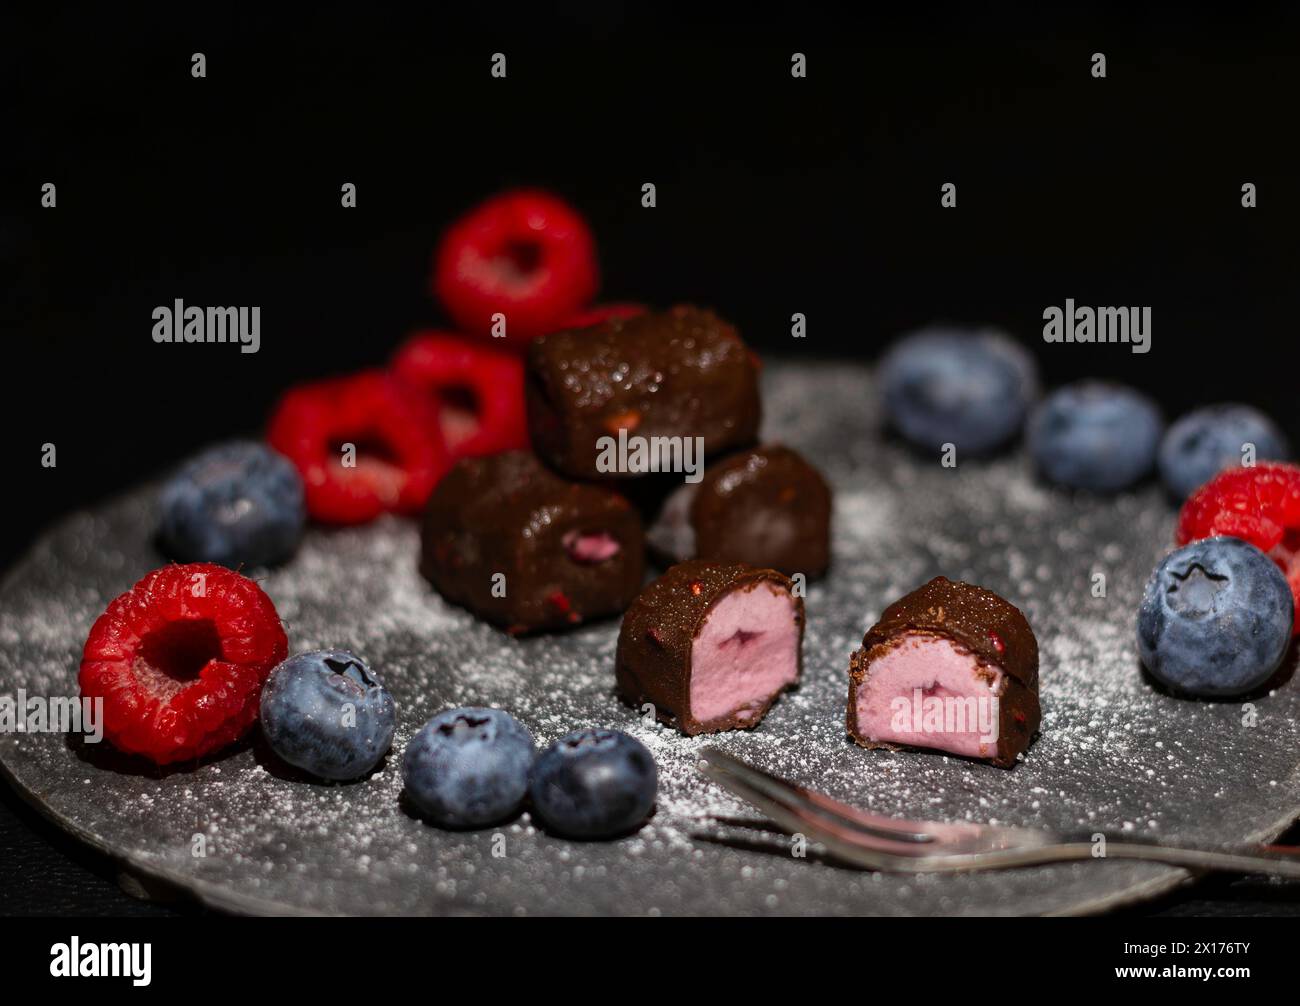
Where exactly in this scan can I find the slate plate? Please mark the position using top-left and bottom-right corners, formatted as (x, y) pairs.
(2, 360), (1299, 916)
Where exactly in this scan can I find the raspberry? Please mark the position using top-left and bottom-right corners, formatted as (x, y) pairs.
(1177, 462), (1300, 633)
(433, 190), (598, 347)
(390, 332), (528, 460)
(267, 371), (448, 524)
(556, 302), (646, 331)
(79, 564), (288, 764)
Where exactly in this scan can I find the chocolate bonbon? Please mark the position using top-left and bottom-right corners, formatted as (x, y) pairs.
(616, 560), (804, 734)
(646, 445), (831, 578)
(526, 306), (761, 481)
(847, 577), (1040, 767)
(421, 451), (645, 633)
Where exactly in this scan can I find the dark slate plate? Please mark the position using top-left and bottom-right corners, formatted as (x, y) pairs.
(2, 361), (1298, 916)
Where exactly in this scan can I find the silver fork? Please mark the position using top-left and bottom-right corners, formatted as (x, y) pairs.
(696, 748), (1300, 877)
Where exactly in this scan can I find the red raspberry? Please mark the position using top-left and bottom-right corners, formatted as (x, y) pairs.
(267, 371), (448, 524)
(1177, 462), (1300, 632)
(79, 564), (288, 765)
(556, 302), (647, 331)
(390, 332), (528, 460)
(433, 190), (598, 347)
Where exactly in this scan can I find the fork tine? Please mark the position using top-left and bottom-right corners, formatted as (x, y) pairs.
(697, 758), (930, 868)
(698, 758), (857, 843)
(702, 814), (789, 835)
(697, 752), (1300, 880)
(696, 750), (949, 858)
(698, 748), (934, 844)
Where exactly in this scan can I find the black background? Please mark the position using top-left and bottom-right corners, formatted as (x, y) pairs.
(5, 3), (1300, 914)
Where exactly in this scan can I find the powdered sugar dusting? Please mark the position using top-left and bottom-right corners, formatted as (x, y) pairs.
(2, 361), (1299, 916)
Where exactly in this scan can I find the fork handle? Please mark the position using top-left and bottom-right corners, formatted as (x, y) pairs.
(1021, 839), (1300, 879)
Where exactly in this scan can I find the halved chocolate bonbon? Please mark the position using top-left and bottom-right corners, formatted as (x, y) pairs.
(616, 560), (804, 734)
(847, 576), (1040, 768)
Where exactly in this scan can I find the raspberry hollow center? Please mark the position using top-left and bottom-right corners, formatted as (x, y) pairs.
(496, 239), (542, 281)
(330, 435), (401, 467)
(134, 618), (223, 700)
(437, 386), (482, 449)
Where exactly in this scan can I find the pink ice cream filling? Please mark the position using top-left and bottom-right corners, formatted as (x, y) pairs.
(689, 582), (800, 726)
(854, 633), (1004, 759)
(562, 529), (621, 563)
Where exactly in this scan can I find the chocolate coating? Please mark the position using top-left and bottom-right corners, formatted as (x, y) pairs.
(420, 451), (645, 633)
(847, 577), (1040, 768)
(647, 445), (832, 578)
(616, 559), (804, 734)
(526, 306), (761, 481)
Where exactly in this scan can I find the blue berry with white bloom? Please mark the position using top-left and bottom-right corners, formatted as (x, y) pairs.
(260, 650), (396, 781)
(1137, 536), (1293, 697)
(1028, 382), (1163, 492)
(1158, 404), (1290, 501)
(159, 440), (305, 568)
(528, 729), (657, 839)
(878, 327), (1038, 456)
(403, 707), (536, 829)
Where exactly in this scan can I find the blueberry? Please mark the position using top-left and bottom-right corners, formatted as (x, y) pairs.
(1158, 404), (1290, 501)
(878, 327), (1038, 456)
(159, 440), (306, 568)
(402, 708), (536, 829)
(1137, 536), (1293, 697)
(260, 650), (396, 780)
(528, 729), (657, 839)
(1027, 381), (1163, 493)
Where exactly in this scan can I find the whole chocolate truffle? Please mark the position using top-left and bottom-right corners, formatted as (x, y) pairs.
(421, 451), (645, 633)
(847, 577), (1040, 768)
(616, 560), (804, 735)
(646, 445), (831, 578)
(526, 306), (761, 481)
